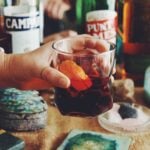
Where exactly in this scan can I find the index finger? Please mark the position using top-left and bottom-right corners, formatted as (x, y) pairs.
(70, 35), (110, 53)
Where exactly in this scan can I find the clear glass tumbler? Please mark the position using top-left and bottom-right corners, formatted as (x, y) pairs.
(52, 36), (115, 117)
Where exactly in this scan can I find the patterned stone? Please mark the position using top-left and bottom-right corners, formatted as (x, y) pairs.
(0, 88), (48, 131)
(0, 88), (47, 114)
(0, 111), (47, 131)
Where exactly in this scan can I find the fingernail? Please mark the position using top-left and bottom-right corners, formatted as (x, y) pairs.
(58, 77), (70, 88)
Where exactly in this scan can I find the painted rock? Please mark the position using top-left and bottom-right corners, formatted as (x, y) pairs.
(0, 88), (48, 131)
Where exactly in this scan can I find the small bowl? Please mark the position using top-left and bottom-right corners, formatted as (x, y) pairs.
(98, 102), (150, 134)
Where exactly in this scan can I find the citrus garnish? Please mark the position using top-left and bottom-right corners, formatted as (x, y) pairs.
(59, 60), (92, 91)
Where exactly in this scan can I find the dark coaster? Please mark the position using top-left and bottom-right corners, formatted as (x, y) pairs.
(0, 131), (25, 150)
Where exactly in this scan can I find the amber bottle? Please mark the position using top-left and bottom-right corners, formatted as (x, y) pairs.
(122, 0), (150, 86)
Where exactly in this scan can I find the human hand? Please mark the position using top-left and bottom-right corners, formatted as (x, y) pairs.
(44, 0), (71, 19)
(0, 43), (71, 90)
(0, 35), (114, 90)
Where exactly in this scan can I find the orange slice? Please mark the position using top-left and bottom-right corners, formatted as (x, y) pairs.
(59, 60), (92, 91)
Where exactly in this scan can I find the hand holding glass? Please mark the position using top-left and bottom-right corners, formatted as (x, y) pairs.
(52, 36), (115, 117)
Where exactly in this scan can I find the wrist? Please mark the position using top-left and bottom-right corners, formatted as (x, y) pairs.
(8, 53), (34, 84)
(0, 52), (31, 88)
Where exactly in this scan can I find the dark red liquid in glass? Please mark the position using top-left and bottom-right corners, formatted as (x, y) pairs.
(55, 76), (113, 117)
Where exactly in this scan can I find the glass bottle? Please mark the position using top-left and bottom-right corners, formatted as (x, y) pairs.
(122, 0), (150, 86)
(3, 0), (41, 53)
(114, 0), (125, 79)
(75, 0), (116, 33)
(0, 5), (12, 53)
(39, 0), (44, 45)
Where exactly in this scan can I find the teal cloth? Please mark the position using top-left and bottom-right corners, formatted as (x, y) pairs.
(57, 129), (132, 150)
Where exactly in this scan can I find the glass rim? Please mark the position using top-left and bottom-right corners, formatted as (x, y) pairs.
(51, 38), (116, 57)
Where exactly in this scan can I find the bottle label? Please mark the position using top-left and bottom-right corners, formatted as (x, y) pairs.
(5, 15), (39, 31)
(4, 6), (40, 53)
(131, 0), (150, 42)
(86, 10), (117, 44)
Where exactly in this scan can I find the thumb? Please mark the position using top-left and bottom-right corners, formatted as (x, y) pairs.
(41, 67), (70, 88)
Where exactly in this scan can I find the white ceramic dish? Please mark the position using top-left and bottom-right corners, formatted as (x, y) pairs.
(98, 102), (150, 134)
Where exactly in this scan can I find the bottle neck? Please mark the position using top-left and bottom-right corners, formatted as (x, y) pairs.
(75, 0), (97, 33)
(0, 7), (4, 32)
(76, 0), (96, 25)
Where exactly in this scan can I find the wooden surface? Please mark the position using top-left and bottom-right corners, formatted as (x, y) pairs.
(11, 88), (150, 150)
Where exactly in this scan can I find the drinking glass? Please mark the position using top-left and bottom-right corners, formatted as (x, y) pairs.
(51, 36), (115, 117)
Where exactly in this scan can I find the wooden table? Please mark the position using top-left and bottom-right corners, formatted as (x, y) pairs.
(11, 88), (150, 150)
